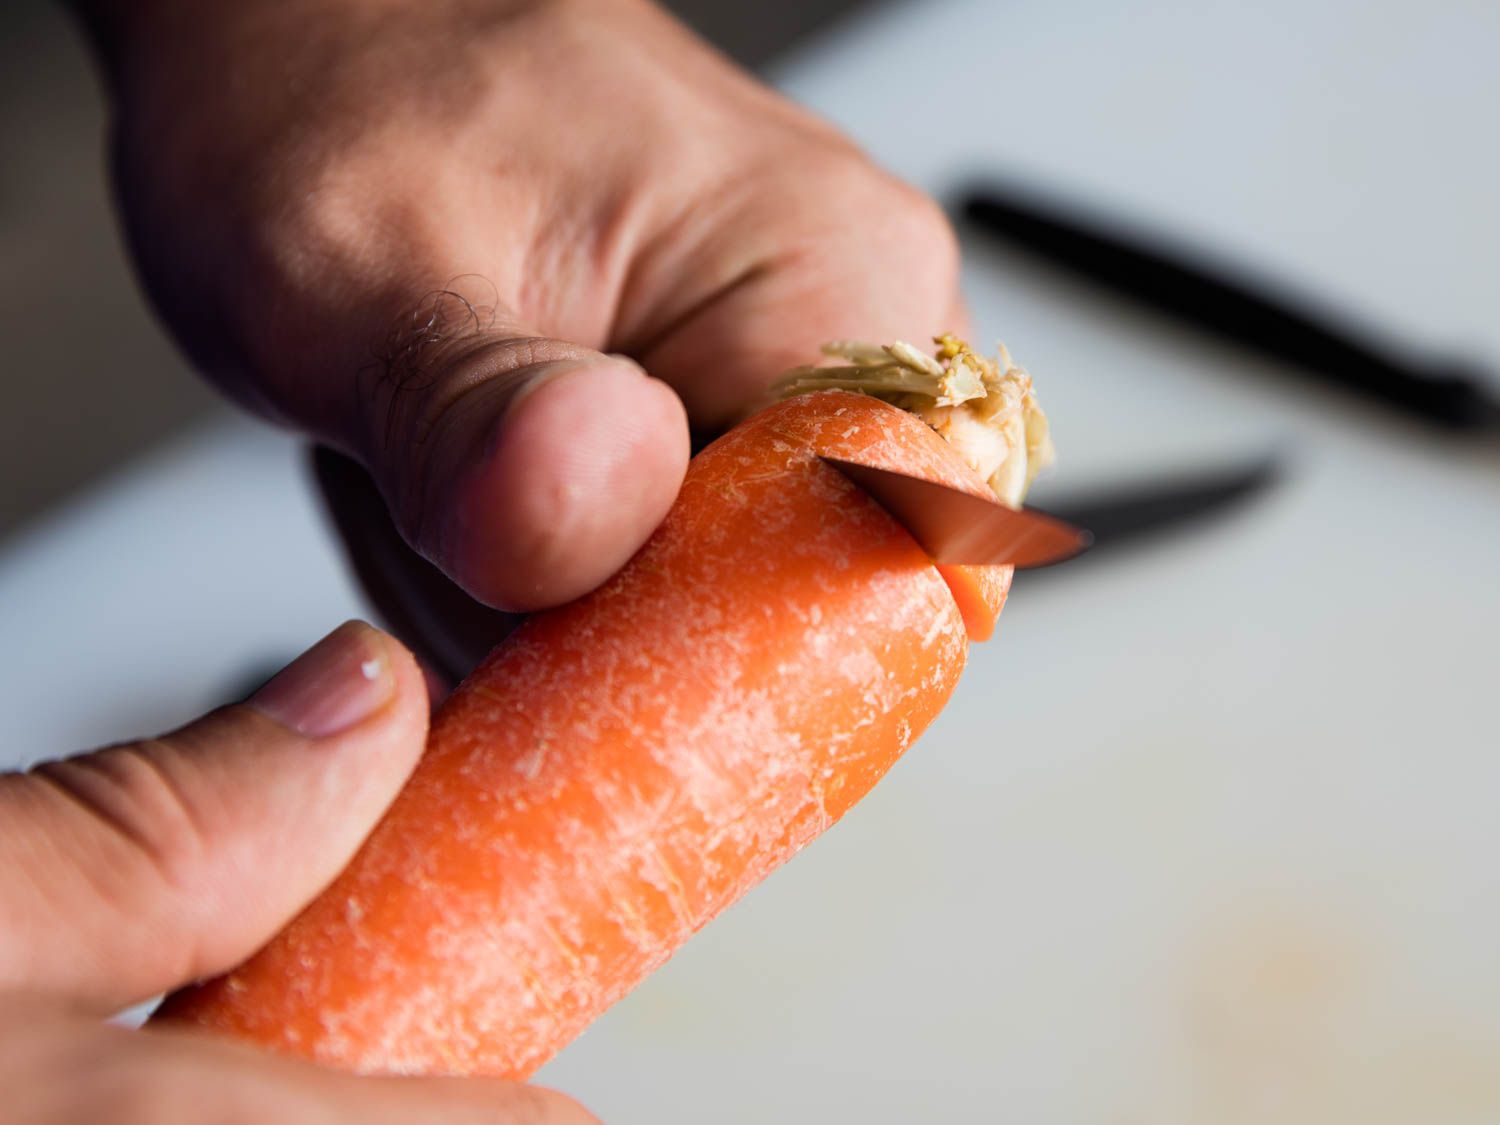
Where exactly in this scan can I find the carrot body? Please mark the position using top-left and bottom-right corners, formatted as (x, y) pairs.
(156, 390), (1011, 1076)
(938, 561), (1011, 643)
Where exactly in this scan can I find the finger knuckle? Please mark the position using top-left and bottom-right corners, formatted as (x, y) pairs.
(249, 140), (405, 289)
(791, 150), (961, 284)
(865, 172), (963, 280)
(29, 735), (212, 903)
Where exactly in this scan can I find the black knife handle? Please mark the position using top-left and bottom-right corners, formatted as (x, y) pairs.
(960, 187), (1498, 433)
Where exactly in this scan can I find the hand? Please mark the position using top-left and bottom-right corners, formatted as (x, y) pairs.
(0, 622), (592, 1122)
(80, 0), (965, 680)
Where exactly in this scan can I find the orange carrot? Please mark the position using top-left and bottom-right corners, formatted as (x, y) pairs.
(155, 346), (1040, 1076)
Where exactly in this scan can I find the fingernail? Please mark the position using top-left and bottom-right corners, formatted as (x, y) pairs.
(249, 621), (395, 737)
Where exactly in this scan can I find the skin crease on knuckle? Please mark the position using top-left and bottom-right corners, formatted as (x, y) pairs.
(28, 738), (212, 896)
(17, 746), (212, 959)
(0, 729), (250, 1002)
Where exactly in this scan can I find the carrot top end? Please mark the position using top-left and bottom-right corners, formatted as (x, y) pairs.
(774, 334), (1054, 508)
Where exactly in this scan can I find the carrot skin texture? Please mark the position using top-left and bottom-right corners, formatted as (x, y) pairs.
(155, 391), (1011, 1076)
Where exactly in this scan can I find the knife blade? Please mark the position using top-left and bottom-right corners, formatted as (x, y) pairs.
(821, 455), (1092, 569)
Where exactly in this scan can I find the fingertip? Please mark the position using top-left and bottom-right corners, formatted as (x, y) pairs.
(243, 621), (430, 842)
(360, 622), (431, 751)
(446, 359), (689, 611)
(509, 1086), (602, 1125)
(413, 1078), (601, 1124)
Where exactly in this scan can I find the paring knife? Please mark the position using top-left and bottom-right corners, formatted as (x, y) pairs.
(1035, 454), (1281, 557)
(959, 185), (1500, 435)
(821, 456), (1092, 569)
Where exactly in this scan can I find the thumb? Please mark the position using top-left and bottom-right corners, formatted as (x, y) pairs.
(364, 300), (690, 612)
(0, 622), (429, 1012)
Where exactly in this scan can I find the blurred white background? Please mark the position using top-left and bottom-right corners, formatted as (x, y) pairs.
(3, 0), (1499, 1121)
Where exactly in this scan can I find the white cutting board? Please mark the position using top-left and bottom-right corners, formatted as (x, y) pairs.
(3, 0), (1499, 1120)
